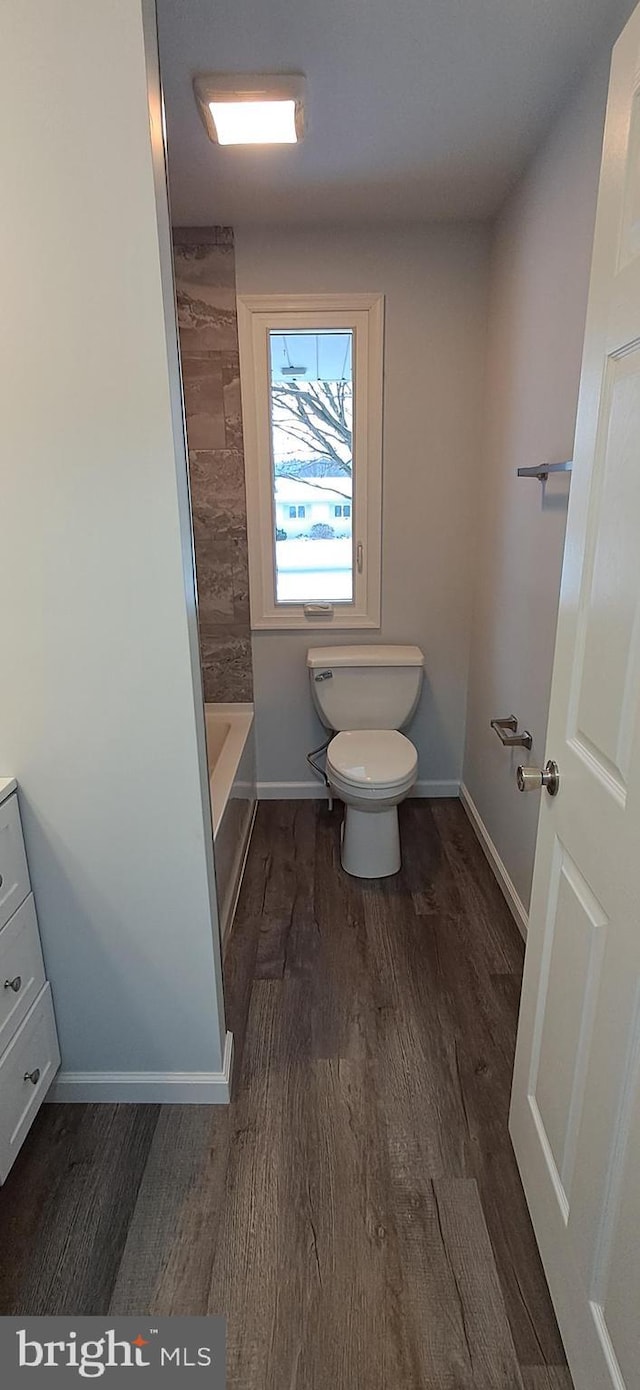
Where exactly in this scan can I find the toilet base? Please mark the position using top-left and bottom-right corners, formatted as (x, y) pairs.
(341, 805), (401, 878)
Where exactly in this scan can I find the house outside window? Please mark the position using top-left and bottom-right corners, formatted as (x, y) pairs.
(237, 294), (383, 629)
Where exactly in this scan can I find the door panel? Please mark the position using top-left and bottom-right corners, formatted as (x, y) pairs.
(574, 349), (640, 790)
(618, 90), (640, 269)
(533, 848), (607, 1209)
(510, 7), (640, 1387)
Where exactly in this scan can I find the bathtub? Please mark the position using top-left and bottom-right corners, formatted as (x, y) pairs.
(204, 703), (256, 948)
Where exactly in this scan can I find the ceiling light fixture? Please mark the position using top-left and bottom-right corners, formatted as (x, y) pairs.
(193, 74), (305, 146)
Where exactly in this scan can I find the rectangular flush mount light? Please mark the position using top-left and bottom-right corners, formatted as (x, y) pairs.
(211, 101), (296, 146)
(193, 74), (305, 145)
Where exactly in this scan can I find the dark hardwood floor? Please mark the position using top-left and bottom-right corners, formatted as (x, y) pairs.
(0, 799), (572, 1388)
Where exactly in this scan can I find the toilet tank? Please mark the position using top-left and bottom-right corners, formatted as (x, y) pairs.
(307, 645), (424, 731)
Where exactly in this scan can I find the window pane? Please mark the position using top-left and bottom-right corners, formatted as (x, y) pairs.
(269, 329), (353, 604)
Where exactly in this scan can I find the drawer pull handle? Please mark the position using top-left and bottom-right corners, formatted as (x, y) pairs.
(4, 975), (21, 993)
(0, 873), (3, 888)
(24, 1068), (40, 1086)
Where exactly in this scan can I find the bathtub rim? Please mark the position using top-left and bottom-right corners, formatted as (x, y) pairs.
(204, 701), (254, 838)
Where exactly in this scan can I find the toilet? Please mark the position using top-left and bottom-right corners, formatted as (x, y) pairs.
(307, 644), (424, 878)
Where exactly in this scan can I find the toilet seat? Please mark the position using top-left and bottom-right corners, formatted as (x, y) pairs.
(327, 729), (417, 794)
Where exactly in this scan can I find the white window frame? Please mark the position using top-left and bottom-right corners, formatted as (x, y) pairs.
(237, 293), (384, 630)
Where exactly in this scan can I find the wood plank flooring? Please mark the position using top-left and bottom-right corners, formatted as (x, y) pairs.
(0, 798), (571, 1388)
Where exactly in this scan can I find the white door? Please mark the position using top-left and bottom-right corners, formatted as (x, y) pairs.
(510, 8), (640, 1389)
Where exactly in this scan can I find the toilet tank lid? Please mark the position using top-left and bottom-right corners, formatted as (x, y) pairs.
(307, 644), (424, 669)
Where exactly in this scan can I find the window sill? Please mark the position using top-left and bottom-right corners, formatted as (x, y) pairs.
(251, 609), (381, 632)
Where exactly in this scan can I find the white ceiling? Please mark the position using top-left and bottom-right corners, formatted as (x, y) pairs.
(157, 0), (629, 226)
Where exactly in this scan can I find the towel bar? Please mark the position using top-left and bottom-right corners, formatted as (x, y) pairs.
(491, 716), (533, 751)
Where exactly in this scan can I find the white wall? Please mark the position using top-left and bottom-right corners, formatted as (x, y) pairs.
(0, 0), (227, 1096)
(235, 226), (490, 793)
(462, 52), (615, 915)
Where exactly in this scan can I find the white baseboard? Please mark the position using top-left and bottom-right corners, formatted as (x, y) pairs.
(47, 1030), (234, 1105)
(459, 783), (528, 940)
(411, 779), (460, 798)
(257, 780), (328, 799)
(257, 778), (460, 800)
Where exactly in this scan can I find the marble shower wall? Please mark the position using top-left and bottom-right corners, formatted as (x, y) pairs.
(173, 227), (253, 702)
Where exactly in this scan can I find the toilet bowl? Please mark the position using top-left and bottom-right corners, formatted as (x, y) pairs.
(326, 729), (418, 877)
(307, 645), (424, 878)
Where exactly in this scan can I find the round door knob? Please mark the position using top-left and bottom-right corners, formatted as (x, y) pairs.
(24, 1068), (40, 1085)
(517, 760), (560, 796)
(4, 975), (21, 992)
(517, 766), (542, 792)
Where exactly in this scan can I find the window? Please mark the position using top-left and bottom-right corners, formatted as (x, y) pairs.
(237, 293), (384, 629)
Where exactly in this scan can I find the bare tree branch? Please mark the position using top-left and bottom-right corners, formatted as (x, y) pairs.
(271, 380), (353, 474)
(289, 382), (351, 446)
(276, 473), (351, 502)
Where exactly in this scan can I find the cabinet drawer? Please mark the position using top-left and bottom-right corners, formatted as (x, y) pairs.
(0, 984), (60, 1185)
(0, 895), (46, 1054)
(0, 794), (30, 933)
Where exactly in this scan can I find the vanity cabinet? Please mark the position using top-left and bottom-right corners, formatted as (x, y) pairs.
(0, 780), (60, 1183)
